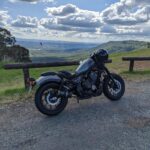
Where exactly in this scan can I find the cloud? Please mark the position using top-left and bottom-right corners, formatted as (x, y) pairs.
(40, 18), (97, 32)
(42, 0), (54, 2)
(57, 13), (101, 28)
(43, 4), (101, 32)
(10, 4), (101, 34)
(101, 0), (150, 25)
(5, 1), (150, 42)
(9, 0), (54, 3)
(9, 0), (37, 2)
(45, 4), (77, 16)
(12, 16), (38, 28)
(122, 0), (150, 6)
(100, 25), (116, 33)
(0, 10), (10, 26)
(99, 0), (150, 39)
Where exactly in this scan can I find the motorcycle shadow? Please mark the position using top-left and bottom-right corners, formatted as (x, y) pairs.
(40, 96), (128, 126)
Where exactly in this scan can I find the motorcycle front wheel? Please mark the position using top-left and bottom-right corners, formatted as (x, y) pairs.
(35, 83), (68, 116)
(103, 73), (125, 101)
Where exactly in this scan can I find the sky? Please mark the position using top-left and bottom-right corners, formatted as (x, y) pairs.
(0, 0), (150, 43)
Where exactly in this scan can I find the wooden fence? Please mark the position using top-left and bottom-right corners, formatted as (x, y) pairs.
(122, 57), (150, 72)
(4, 60), (112, 89)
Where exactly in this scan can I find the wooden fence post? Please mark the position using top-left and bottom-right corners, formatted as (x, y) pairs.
(22, 68), (30, 89)
(129, 60), (134, 72)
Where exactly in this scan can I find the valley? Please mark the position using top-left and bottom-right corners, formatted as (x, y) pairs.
(16, 39), (149, 62)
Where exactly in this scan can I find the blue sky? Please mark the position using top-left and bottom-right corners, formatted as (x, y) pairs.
(0, 0), (150, 42)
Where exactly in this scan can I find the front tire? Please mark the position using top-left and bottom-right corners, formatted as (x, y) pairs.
(35, 83), (68, 116)
(103, 74), (125, 101)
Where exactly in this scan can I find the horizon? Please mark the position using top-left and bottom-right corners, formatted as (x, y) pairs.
(0, 0), (150, 43)
(16, 38), (150, 44)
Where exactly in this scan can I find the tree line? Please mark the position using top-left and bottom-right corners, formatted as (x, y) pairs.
(0, 27), (31, 62)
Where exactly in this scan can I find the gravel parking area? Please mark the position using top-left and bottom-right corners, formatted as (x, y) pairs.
(0, 80), (150, 150)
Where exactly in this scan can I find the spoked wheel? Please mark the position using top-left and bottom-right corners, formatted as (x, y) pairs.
(35, 83), (68, 116)
(103, 74), (125, 101)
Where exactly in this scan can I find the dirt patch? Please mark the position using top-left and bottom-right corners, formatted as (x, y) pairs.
(135, 62), (150, 70)
(126, 117), (150, 128)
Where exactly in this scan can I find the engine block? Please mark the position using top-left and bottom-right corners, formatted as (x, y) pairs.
(75, 71), (102, 98)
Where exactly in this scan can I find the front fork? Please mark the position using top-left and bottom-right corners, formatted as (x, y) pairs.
(102, 66), (118, 87)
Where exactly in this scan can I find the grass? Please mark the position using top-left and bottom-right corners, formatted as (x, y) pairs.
(0, 48), (150, 104)
(0, 65), (77, 104)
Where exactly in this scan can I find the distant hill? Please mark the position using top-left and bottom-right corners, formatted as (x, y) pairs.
(91, 40), (149, 53)
(22, 39), (149, 62)
(16, 38), (98, 52)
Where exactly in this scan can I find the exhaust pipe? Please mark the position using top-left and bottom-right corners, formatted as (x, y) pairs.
(58, 90), (72, 98)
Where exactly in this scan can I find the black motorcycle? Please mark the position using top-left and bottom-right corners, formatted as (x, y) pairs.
(31, 49), (125, 116)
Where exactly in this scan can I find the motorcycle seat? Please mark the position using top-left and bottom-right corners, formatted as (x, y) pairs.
(58, 71), (73, 79)
(41, 71), (74, 79)
(41, 72), (57, 76)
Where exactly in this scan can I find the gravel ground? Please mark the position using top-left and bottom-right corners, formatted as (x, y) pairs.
(0, 80), (150, 150)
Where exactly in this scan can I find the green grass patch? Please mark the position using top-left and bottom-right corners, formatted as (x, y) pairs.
(2, 87), (25, 96)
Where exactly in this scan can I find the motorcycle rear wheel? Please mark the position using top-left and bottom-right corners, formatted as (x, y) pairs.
(35, 83), (68, 116)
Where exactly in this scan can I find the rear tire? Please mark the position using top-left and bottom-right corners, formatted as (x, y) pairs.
(103, 74), (125, 101)
(35, 83), (68, 116)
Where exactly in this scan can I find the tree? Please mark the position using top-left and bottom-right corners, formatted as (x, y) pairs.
(0, 27), (16, 47)
(0, 27), (31, 62)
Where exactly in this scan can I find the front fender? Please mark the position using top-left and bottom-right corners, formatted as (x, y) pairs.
(36, 75), (61, 87)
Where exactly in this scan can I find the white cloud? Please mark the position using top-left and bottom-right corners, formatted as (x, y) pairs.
(100, 25), (116, 33)
(42, 0), (54, 2)
(122, 0), (150, 6)
(57, 13), (101, 28)
(9, 0), (54, 4)
(9, 0), (37, 2)
(101, 0), (150, 25)
(40, 18), (97, 32)
(43, 4), (101, 33)
(45, 4), (77, 16)
(12, 16), (38, 28)
(5, 1), (150, 42)
(98, 0), (150, 41)
(115, 26), (143, 35)
(0, 10), (10, 26)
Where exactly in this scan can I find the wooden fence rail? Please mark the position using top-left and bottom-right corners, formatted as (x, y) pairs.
(122, 57), (150, 72)
(3, 60), (112, 89)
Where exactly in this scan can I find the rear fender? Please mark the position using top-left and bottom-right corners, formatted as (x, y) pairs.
(36, 75), (61, 87)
